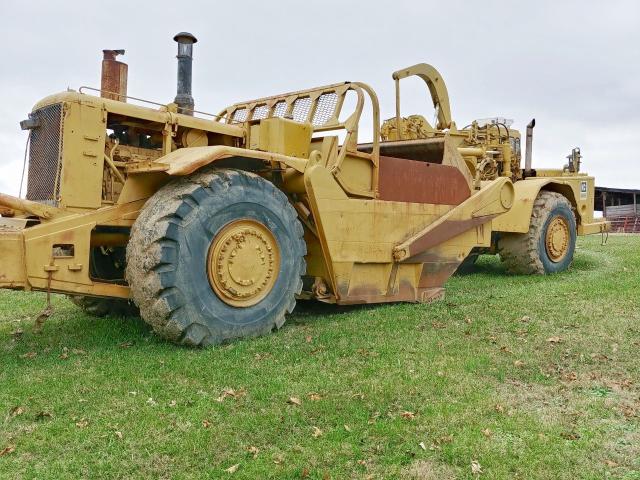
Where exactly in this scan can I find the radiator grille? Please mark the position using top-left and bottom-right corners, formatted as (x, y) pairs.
(25, 104), (64, 205)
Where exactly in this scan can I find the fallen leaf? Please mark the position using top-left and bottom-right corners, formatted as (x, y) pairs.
(563, 371), (578, 382)
(307, 392), (322, 401)
(119, 341), (134, 348)
(521, 315), (531, 323)
(10, 329), (23, 338)
(344, 424), (352, 432)
(168, 400), (177, 407)
(72, 348), (86, 355)
(546, 336), (562, 344)
(431, 321), (446, 329)
(513, 360), (525, 368)
(471, 460), (483, 475)
(75, 419), (89, 428)
(247, 445), (259, 459)
(465, 317), (473, 324)
(115, 431), (123, 439)
(273, 454), (284, 465)
(20, 351), (37, 359)
(482, 428), (492, 437)
(401, 411), (415, 420)
(202, 420), (212, 428)
(10, 406), (24, 417)
(312, 426), (323, 438)
(560, 431), (580, 440)
(418, 441), (426, 451)
(301, 467), (310, 478)
(357, 459), (367, 466)
(146, 397), (157, 406)
(437, 435), (453, 444)
(0, 446), (15, 456)
(500, 346), (513, 354)
(59, 347), (69, 360)
(604, 459), (618, 468)
(287, 396), (302, 406)
(494, 404), (505, 414)
(224, 463), (240, 473)
(217, 388), (246, 402)
(305, 335), (312, 343)
(35, 411), (52, 420)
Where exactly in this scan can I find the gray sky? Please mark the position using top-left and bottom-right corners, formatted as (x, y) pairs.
(1, 0), (639, 196)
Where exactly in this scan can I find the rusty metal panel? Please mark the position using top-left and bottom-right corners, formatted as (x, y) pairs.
(377, 156), (470, 205)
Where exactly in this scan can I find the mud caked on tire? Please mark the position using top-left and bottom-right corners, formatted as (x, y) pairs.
(499, 191), (576, 274)
(126, 168), (306, 346)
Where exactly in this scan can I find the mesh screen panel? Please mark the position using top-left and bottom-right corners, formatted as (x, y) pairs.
(232, 108), (248, 122)
(251, 105), (269, 120)
(26, 104), (63, 205)
(272, 101), (287, 118)
(311, 92), (338, 126)
(292, 97), (312, 122)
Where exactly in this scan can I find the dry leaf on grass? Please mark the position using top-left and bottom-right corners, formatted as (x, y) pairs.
(287, 396), (302, 406)
(72, 349), (86, 355)
(75, 419), (88, 428)
(0, 446), (15, 456)
(307, 392), (322, 401)
(494, 404), (504, 414)
(546, 336), (562, 344)
(604, 460), (618, 467)
(247, 446), (259, 459)
(217, 388), (246, 402)
(513, 360), (525, 368)
(521, 315), (531, 322)
(35, 411), (52, 420)
(482, 428), (492, 437)
(401, 411), (416, 420)
(20, 351), (37, 359)
(168, 400), (177, 407)
(305, 335), (313, 343)
(418, 441), (426, 451)
(119, 341), (134, 348)
(471, 460), (483, 475)
(202, 420), (212, 428)
(224, 463), (240, 473)
(344, 424), (352, 432)
(10, 406), (24, 417)
(115, 431), (123, 439)
(312, 426), (323, 438)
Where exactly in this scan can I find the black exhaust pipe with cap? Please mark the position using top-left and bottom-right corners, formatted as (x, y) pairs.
(173, 32), (197, 115)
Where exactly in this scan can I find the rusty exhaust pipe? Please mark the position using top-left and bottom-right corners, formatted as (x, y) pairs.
(101, 50), (128, 102)
(524, 118), (535, 176)
(173, 32), (197, 115)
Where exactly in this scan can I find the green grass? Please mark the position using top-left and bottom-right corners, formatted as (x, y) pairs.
(1, 235), (639, 479)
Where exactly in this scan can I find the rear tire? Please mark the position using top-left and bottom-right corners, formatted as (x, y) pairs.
(499, 191), (576, 274)
(125, 168), (306, 347)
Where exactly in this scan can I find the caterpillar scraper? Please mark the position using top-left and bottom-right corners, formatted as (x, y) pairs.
(0, 33), (608, 346)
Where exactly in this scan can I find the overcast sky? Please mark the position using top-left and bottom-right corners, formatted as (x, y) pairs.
(1, 1), (638, 196)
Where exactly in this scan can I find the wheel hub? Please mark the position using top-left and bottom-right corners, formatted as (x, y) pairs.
(207, 219), (280, 307)
(545, 215), (570, 262)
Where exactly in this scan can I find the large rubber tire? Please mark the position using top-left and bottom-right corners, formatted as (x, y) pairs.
(125, 168), (306, 347)
(68, 295), (139, 317)
(499, 191), (576, 274)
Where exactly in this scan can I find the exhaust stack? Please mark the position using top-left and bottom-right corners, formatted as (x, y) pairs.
(101, 50), (128, 101)
(173, 32), (197, 115)
(524, 118), (535, 176)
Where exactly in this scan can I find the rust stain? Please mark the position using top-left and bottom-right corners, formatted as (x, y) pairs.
(377, 156), (470, 205)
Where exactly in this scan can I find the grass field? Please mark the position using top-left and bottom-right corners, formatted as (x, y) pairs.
(1, 235), (639, 479)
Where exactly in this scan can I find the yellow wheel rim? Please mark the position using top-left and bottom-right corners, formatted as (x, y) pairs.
(207, 219), (280, 307)
(545, 215), (570, 263)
